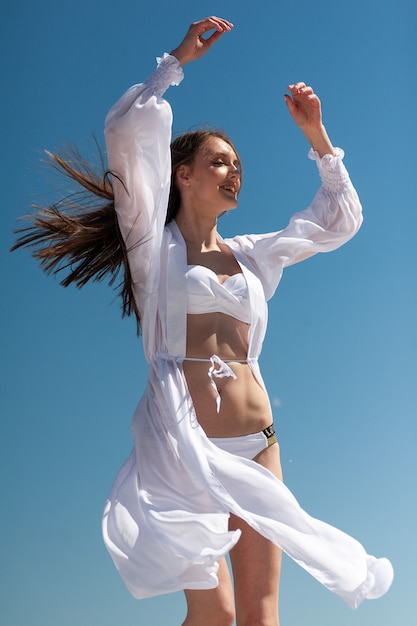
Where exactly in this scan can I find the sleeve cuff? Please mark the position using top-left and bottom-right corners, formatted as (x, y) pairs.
(143, 53), (184, 97)
(308, 147), (351, 192)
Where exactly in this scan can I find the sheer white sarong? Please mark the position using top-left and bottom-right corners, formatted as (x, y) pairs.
(103, 354), (393, 607)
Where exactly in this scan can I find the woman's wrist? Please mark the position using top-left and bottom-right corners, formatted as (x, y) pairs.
(303, 124), (336, 158)
(169, 48), (188, 67)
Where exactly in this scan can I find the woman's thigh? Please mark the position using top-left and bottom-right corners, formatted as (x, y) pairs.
(229, 443), (283, 625)
(183, 443), (283, 625)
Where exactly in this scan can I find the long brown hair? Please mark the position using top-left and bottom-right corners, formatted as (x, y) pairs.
(11, 130), (240, 334)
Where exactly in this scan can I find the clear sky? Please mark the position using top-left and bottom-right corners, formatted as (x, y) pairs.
(2, 1), (416, 625)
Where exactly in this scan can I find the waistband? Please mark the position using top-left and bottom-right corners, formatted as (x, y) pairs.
(210, 424), (277, 444)
(208, 424), (277, 460)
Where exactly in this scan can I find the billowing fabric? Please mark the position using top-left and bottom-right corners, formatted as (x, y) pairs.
(102, 54), (393, 608)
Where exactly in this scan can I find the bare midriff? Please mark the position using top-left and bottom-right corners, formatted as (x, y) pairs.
(183, 312), (272, 438)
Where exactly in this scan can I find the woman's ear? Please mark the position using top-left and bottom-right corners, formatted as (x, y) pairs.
(176, 164), (191, 188)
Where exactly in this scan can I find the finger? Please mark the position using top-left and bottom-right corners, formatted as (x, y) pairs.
(288, 82), (306, 91)
(287, 85), (318, 106)
(203, 28), (227, 48)
(283, 93), (297, 116)
(207, 16), (234, 30)
(306, 93), (321, 108)
(194, 17), (233, 50)
(288, 84), (311, 95)
(193, 16), (233, 35)
(290, 86), (320, 104)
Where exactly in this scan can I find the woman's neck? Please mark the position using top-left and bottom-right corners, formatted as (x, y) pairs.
(175, 210), (219, 252)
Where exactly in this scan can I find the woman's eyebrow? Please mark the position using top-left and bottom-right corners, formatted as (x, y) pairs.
(210, 151), (240, 165)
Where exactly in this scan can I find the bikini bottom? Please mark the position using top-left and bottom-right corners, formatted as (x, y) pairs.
(209, 424), (277, 460)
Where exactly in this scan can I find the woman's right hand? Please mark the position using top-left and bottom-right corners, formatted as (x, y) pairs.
(170, 16), (233, 66)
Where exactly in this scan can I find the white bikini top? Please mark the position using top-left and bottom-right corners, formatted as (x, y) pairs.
(186, 264), (250, 323)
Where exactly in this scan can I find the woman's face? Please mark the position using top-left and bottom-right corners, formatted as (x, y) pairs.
(179, 136), (241, 214)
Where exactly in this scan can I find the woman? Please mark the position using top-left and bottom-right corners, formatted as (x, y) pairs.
(14, 16), (393, 626)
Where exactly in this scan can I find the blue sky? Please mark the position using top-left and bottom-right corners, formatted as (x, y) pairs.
(2, 1), (416, 624)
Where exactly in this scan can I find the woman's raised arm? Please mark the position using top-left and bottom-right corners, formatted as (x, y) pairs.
(105, 17), (234, 322)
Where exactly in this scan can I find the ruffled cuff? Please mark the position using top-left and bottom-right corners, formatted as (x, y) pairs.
(143, 53), (184, 98)
(308, 147), (352, 193)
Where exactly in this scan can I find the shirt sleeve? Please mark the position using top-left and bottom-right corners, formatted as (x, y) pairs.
(104, 54), (183, 312)
(228, 148), (363, 301)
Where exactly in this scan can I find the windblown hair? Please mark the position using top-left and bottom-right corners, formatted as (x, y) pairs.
(11, 129), (240, 334)
(11, 144), (142, 332)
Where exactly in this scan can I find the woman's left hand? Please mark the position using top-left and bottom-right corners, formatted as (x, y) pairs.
(284, 83), (336, 157)
(284, 83), (323, 132)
